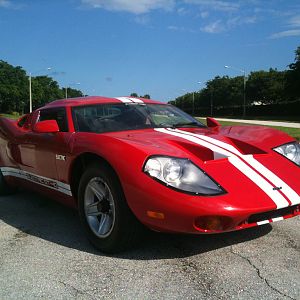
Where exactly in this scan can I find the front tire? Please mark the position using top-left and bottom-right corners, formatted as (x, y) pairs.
(0, 170), (14, 196)
(78, 164), (142, 253)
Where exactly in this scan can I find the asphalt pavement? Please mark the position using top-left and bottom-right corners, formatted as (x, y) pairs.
(0, 192), (299, 300)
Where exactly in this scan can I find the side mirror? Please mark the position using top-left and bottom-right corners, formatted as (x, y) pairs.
(206, 117), (221, 128)
(33, 120), (60, 133)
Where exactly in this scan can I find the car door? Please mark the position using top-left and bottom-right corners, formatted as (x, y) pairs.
(18, 107), (72, 183)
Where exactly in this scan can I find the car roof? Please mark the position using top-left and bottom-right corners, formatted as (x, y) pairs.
(43, 96), (164, 109)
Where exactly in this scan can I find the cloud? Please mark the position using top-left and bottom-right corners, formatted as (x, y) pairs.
(81, 0), (175, 14)
(167, 25), (180, 30)
(269, 13), (300, 39)
(287, 14), (300, 28)
(269, 29), (300, 39)
(201, 16), (257, 34)
(226, 15), (257, 27)
(0, 0), (24, 9)
(201, 20), (224, 33)
(167, 25), (196, 33)
(177, 7), (188, 15)
(199, 11), (209, 18)
(0, 0), (11, 8)
(134, 15), (150, 25)
(184, 0), (239, 12)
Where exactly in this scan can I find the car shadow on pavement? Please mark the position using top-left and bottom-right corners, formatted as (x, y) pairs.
(0, 192), (272, 260)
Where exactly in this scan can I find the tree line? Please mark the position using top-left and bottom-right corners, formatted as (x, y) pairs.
(130, 93), (151, 99)
(170, 46), (300, 117)
(0, 60), (83, 114)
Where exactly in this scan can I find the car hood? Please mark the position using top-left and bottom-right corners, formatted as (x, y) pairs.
(109, 125), (300, 211)
(110, 125), (294, 162)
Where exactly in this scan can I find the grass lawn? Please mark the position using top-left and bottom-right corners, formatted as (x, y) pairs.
(197, 118), (300, 141)
(0, 113), (20, 119)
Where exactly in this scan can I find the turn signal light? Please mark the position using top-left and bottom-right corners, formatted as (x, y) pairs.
(194, 216), (232, 232)
(147, 211), (165, 220)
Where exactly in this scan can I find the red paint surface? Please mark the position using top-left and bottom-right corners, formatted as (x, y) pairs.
(0, 96), (299, 233)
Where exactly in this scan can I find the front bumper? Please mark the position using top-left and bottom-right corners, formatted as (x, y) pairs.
(124, 174), (300, 234)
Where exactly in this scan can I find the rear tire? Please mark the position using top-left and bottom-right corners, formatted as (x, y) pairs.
(78, 164), (143, 253)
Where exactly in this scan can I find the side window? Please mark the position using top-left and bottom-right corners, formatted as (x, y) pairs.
(39, 108), (68, 132)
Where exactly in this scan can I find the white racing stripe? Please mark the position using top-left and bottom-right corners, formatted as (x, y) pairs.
(173, 128), (300, 206)
(242, 156), (300, 205)
(116, 97), (133, 103)
(228, 156), (289, 209)
(128, 97), (144, 103)
(0, 167), (72, 196)
(155, 128), (290, 209)
(116, 97), (144, 104)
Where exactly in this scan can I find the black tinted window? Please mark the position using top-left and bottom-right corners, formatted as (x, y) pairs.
(39, 108), (68, 132)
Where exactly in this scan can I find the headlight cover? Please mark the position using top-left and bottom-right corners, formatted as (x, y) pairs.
(143, 156), (225, 195)
(274, 142), (300, 166)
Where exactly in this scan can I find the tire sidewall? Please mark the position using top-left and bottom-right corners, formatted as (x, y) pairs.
(0, 169), (13, 195)
(78, 164), (131, 252)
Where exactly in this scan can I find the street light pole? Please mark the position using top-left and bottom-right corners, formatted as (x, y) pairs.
(210, 88), (213, 117)
(29, 67), (52, 113)
(66, 82), (81, 99)
(29, 72), (32, 113)
(192, 81), (202, 116)
(192, 92), (195, 115)
(242, 72), (246, 117)
(224, 65), (247, 118)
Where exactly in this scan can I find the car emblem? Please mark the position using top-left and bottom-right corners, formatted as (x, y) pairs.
(56, 154), (66, 161)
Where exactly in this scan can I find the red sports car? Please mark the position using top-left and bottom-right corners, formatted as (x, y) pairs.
(0, 96), (299, 252)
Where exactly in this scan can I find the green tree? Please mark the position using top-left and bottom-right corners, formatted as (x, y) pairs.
(246, 69), (286, 105)
(0, 60), (84, 114)
(0, 60), (28, 113)
(64, 87), (83, 99)
(31, 76), (64, 109)
(286, 46), (300, 100)
(130, 93), (138, 97)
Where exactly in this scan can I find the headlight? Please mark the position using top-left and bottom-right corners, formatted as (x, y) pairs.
(143, 156), (225, 195)
(274, 142), (300, 166)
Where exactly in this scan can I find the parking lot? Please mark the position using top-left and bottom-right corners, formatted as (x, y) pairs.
(0, 192), (299, 300)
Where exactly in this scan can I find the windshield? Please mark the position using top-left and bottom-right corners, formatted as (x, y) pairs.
(72, 103), (205, 133)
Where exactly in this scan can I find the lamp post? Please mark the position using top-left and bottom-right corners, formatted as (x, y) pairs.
(65, 82), (81, 99)
(210, 87), (213, 117)
(29, 67), (52, 113)
(192, 81), (202, 116)
(224, 65), (247, 117)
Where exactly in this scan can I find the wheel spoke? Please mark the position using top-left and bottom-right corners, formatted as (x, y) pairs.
(86, 201), (101, 216)
(98, 214), (112, 235)
(89, 181), (106, 200)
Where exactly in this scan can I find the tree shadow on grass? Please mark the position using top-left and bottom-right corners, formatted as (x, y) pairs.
(0, 192), (272, 260)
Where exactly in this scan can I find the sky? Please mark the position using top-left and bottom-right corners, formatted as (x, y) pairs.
(0, 0), (300, 102)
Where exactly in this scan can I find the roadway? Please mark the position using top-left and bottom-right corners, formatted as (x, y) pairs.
(0, 192), (299, 299)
